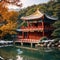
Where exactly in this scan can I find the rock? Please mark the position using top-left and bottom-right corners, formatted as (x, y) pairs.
(51, 44), (55, 47)
(47, 42), (52, 47)
(58, 45), (60, 48)
(0, 56), (4, 60)
(16, 55), (23, 60)
(35, 43), (44, 47)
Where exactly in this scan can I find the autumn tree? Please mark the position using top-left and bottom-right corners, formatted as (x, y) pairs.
(0, 0), (22, 7)
(0, 1), (21, 40)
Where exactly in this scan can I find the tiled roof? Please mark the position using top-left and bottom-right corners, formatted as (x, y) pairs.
(21, 9), (44, 20)
(21, 9), (58, 21)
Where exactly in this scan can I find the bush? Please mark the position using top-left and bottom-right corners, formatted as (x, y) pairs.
(40, 36), (48, 41)
(54, 38), (60, 43)
(38, 36), (48, 43)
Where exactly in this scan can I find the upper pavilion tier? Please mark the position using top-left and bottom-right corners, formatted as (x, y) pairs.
(21, 9), (58, 21)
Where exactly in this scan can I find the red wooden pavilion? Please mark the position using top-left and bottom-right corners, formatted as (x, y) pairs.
(16, 9), (58, 47)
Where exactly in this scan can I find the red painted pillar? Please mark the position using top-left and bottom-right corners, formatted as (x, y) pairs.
(42, 16), (44, 36)
(27, 32), (28, 38)
(22, 32), (24, 39)
(27, 21), (29, 39)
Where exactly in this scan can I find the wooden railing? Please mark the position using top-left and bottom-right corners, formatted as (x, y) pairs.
(17, 36), (23, 38)
(15, 39), (39, 43)
(21, 25), (53, 28)
(20, 26), (54, 32)
(20, 26), (43, 32)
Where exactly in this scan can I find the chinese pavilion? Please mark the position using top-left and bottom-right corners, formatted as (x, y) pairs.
(16, 9), (58, 47)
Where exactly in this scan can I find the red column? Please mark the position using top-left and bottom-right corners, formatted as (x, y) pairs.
(27, 21), (29, 39)
(27, 32), (29, 39)
(22, 32), (23, 42)
(42, 16), (44, 36)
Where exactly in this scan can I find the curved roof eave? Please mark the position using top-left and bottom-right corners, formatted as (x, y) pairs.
(21, 15), (44, 20)
(45, 14), (58, 20)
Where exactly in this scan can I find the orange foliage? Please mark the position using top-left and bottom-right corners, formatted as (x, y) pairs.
(0, 0), (22, 7)
(0, 2), (19, 38)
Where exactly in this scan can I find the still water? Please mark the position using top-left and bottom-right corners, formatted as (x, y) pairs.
(0, 46), (60, 60)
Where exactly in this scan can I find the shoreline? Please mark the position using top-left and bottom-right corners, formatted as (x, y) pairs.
(16, 46), (38, 51)
(16, 46), (60, 51)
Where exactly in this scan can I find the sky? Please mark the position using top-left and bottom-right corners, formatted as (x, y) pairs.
(8, 0), (50, 10)
(21, 0), (50, 8)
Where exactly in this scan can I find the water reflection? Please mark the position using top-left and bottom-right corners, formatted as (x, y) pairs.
(0, 46), (60, 60)
(21, 47), (60, 60)
(0, 46), (17, 60)
(17, 49), (23, 54)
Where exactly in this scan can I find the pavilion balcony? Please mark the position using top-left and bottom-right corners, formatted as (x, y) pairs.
(20, 26), (43, 32)
(17, 36), (23, 38)
(15, 39), (39, 43)
(20, 26), (54, 32)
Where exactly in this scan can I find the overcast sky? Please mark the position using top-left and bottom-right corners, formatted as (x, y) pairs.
(21, 0), (50, 8)
(8, 0), (50, 10)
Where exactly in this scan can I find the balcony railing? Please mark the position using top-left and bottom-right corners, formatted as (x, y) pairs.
(15, 39), (39, 43)
(20, 26), (54, 32)
(20, 26), (43, 32)
(18, 36), (23, 38)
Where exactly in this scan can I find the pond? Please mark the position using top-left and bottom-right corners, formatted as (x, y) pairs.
(0, 46), (60, 60)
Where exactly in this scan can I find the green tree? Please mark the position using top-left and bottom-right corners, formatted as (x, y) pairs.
(53, 21), (60, 28)
(52, 28), (60, 37)
(52, 21), (60, 38)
